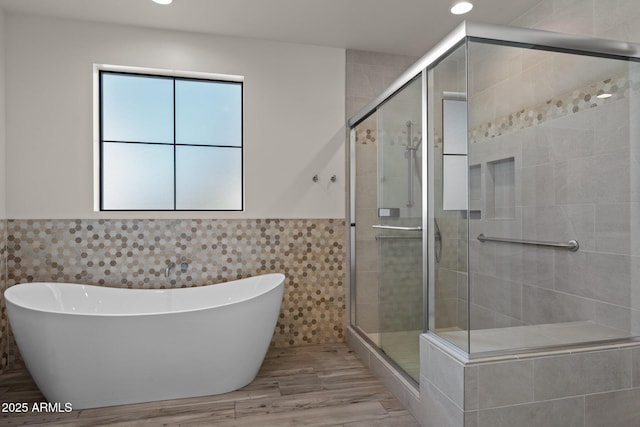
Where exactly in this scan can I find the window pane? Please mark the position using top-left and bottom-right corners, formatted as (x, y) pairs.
(102, 143), (174, 210)
(175, 146), (242, 210)
(175, 80), (242, 147)
(102, 73), (174, 144)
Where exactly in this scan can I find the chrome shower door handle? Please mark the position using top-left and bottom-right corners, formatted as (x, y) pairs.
(434, 218), (442, 263)
(372, 225), (423, 231)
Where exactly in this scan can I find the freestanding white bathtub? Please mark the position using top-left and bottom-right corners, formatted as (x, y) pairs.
(4, 273), (285, 409)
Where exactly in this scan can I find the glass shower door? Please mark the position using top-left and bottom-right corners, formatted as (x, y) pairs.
(375, 76), (423, 381)
(427, 43), (470, 353)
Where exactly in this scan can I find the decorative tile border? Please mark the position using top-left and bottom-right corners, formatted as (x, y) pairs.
(355, 72), (638, 149)
(1, 218), (346, 371)
(470, 73), (638, 144)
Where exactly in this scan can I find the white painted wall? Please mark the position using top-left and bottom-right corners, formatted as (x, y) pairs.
(0, 10), (6, 219)
(5, 12), (345, 219)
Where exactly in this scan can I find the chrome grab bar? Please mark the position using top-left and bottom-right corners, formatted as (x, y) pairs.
(372, 225), (423, 231)
(477, 234), (579, 252)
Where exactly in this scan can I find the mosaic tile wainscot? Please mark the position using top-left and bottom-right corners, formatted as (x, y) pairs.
(0, 218), (346, 371)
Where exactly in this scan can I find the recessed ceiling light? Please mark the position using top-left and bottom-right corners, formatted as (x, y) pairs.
(152, 0), (172, 5)
(451, 1), (473, 15)
(597, 92), (612, 99)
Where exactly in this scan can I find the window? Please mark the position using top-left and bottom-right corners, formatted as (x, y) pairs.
(98, 70), (243, 211)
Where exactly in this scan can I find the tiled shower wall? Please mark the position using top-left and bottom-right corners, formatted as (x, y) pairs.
(421, 333), (640, 427)
(432, 32), (640, 335)
(431, 49), (469, 331)
(0, 218), (346, 371)
(353, 121), (380, 333)
(452, 45), (640, 334)
(353, 123), (424, 334)
(347, 50), (420, 334)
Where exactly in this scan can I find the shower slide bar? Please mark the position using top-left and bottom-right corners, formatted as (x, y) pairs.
(477, 234), (579, 252)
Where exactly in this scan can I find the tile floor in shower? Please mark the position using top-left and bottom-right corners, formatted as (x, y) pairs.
(436, 320), (633, 354)
(0, 343), (420, 427)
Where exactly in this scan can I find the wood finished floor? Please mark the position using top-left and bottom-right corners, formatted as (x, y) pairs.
(0, 343), (420, 426)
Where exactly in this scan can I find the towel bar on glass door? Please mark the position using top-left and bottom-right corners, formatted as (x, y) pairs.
(372, 225), (423, 231)
(375, 235), (423, 240)
(477, 234), (579, 252)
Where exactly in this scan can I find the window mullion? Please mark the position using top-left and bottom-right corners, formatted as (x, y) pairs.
(173, 78), (177, 210)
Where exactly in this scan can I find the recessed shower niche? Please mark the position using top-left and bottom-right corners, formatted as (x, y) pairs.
(486, 157), (515, 219)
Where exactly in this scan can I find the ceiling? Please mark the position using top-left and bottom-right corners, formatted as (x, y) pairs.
(0, 0), (542, 56)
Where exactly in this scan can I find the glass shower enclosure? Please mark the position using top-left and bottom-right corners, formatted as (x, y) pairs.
(349, 21), (640, 376)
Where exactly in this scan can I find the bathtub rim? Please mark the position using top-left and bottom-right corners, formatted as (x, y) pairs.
(4, 272), (285, 318)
